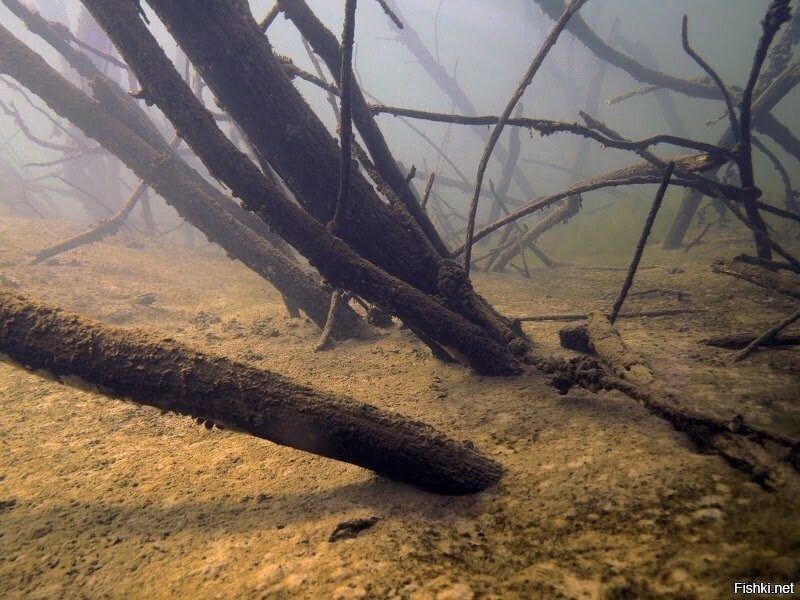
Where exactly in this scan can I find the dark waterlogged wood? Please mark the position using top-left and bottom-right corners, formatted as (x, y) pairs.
(609, 163), (674, 323)
(702, 333), (800, 349)
(74, 0), (522, 373)
(0, 289), (502, 495)
(558, 313), (799, 488)
(712, 259), (800, 300)
(733, 307), (800, 361)
(0, 0), (358, 335)
(277, 0), (449, 257)
(0, 20), (519, 373)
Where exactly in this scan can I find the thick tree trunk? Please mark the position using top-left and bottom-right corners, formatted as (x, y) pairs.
(0, 0), (361, 336)
(275, 0), (449, 258)
(0, 21), (364, 340)
(0, 22), (518, 374)
(0, 289), (502, 495)
(125, 0), (522, 352)
(144, 0), (442, 282)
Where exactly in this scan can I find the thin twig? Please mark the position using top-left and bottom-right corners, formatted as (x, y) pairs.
(315, 290), (344, 351)
(719, 198), (800, 270)
(530, 0), (729, 100)
(23, 153), (84, 168)
(483, 103), (525, 269)
(463, 0), (589, 276)
(373, 0), (403, 29)
(578, 110), (744, 203)
(738, 0), (792, 259)
(0, 99), (78, 152)
(52, 175), (116, 215)
(489, 180), (529, 278)
(301, 38), (340, 123)
(403, 164), (416, 187)
(420, 172), (435, 209)
(369, 105), (732, 158)
(275, 54), (341, 96)
(32, 180), (148, 264)
(734, 306), (800, 361)
(752, 135), (798, 212)
(451, 152), (720, 256)
(605, 83), (660, 106)
(260, 3), (280, 32)
(1, 76), (85, 147)
(683, 220), (716, 254)
(681, 15), (740, 141)
(31, 135), (182, 264)
(61, 25), (130, 72)
(609, 162), (675, 324)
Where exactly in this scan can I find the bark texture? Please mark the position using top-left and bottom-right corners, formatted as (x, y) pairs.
(0, 0), (361, 336)
(127, 0), (522, 353)
(0, 288), (503, 495)
(558, 313), (799, 489)
(70, 0), (521, 373)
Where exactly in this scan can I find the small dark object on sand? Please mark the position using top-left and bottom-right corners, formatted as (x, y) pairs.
(329, 516), (381, 542)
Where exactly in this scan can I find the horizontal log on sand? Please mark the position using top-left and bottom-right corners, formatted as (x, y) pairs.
(712, 259), (800, 300)
(0, 289), (502, 495)
(702, 333), (800, 350)
(516, 308), (706, 322)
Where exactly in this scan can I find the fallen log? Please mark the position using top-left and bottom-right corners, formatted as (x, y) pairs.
(516, 308), (706, 322)
(712, 259), (800, 299)
(558, 312), (799, 489)
(0, 288), (502, 495)
(702, 333), (800, 349)
(734, 307), (800, 362)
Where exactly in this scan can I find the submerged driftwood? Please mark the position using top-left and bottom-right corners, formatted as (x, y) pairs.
(558, 313), (799, 489)
(712, 258), (800, 299)
(0, 288), (502, 495)
(0, 0), (362, 338)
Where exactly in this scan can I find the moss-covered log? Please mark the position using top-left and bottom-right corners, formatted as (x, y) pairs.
(712, 258), (800, 299)
(0, 288), (502, 495)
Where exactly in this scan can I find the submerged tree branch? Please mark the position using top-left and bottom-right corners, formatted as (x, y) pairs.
(609, 163), (674, 323)
(463, 0), (589, 276)
(369, 105), (733, 158)
(330, 0), (357, 236)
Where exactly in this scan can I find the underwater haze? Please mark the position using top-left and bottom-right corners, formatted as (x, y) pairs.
(0, 1), (798, 598)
